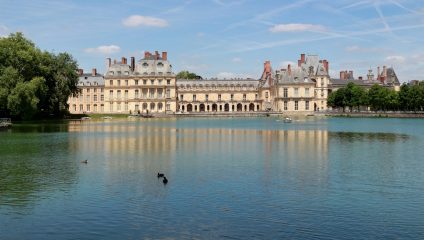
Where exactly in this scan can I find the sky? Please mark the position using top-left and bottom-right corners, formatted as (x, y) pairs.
(1, 0), (424, 82)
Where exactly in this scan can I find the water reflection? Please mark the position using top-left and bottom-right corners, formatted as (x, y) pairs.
(329, 131), (409, 142)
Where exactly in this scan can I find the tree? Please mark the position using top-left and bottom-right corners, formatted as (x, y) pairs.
(0, 32), (79, 119)
(176, 70), (202, 80)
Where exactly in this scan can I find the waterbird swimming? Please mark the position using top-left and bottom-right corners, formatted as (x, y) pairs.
(157, 173), (164, 178)
(163, 177), (168, 184)
(81, 160), (88, 164)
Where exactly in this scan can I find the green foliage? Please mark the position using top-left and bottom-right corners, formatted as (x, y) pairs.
(0, 32), (79, 119)
(176, 70), (202, 80)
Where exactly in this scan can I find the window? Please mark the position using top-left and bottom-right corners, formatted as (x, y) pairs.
(125, 102), (128, 111)
(149, 89), (155, 99)
(109, 103), (113, 112)
(143, 80), (147, 85)
(243, 94), (246, 101)
(125, 90), (128, 99)
(109, 90), (113, 99)
(305, 88), (309, 97)
(135, 90), (139, 99)
(86, 95), (90, 102)
(117, 80), (121, 86)
(158, 103), (163, 111)
(218, 94), (221, 101)
(110, 80), (113, 86)
(305, 101), (309, 110)
(86, 88), (90, 93)
(158, 89), (163, 98)
(206, 94), (209, 101)
(294, 88), (299, 97)
(135, 80), (139, 85)
(86, 104), (90, 112)
(101, 88), (104, 93)
(193, 94), (196, 101)
(151, 80), (154, 85)
(72, 104), (76, 112)
(255, 94), (258, 100)
(94, 88), (97, 93)
(94, 104), (97, 112)
(117, 102), (121, 111)
(117, 90), (121, 99)
(180, 94), (184, 101)
(100, 104), (104, 112)
(167, 80), (171, 85)
(159, 80), (162, 85)
(166, 89), (170, 98)
(166, 103), (170, 111)
(295, 101), (298, 110)
(284, 101), (288, 110)
(79, 104), (83, 112)
(283, 88), (288, 98)
(142, 89), (147, 99)
(125, 80), (128, 86)
(135, 104), (139, 111)
(94, 95), (97, 102)
(231, 94), (234, 101)
(101, 95), (104, 101)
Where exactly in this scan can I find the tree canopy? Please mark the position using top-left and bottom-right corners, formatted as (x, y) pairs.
(176, 70), (202, 80)
(328, 82), (424, 112)
(0, 33), (79, 119)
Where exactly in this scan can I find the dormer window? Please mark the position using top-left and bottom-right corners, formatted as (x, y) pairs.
(142, 63), (148, 67)
(109, 71), (114, 75)
(157, 62), (164, 67)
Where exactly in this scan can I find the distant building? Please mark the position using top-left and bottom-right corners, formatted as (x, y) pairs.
(66, 52), (402, 115)
(67, 68), (104, 114)
(104, 51), (177, 114)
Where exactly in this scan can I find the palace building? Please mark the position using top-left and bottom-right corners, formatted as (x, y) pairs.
(67, 51), (400, 115)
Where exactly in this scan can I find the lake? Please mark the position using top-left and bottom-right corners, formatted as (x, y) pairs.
(1, 117), (424, 239)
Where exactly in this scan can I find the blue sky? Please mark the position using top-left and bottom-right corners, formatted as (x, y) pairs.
(1, 0), (424, 82)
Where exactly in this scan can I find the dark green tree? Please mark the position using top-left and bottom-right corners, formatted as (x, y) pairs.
(0, 32), (79, 119)
(176, 70), (202, 80)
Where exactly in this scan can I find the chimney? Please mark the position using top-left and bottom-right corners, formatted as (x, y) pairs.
(383, 65), (387, 77)
(349, 70), (353, 79)
(288, 64), (291, 75)
(162, 51), (167, 61)
(130, 57), (135, 72)
(300, 53), (305, 64)
(78, 69), (83, 76)
(106, 58), (111, 68)
(92, 68), (97, 76)
(121, 57), (127, 64)
(323, 60), (329, 73)
(340, 71), (344, 79)
(155, 51), (159, 60)
(144, 51), (150, 59)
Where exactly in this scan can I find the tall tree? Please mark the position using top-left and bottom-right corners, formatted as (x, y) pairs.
(176, 70), (202, 80)
(0, 33), (79, 119)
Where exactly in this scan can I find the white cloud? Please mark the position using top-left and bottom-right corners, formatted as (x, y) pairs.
(0, 25), (9, 37)
(269, 23), (326, 33)
(122, 15), (168, 28)
(232, 57), (242, 62)
(216, 72), (253, 79)
(85, 45), (121, 54)
(385, 55), (406, 63)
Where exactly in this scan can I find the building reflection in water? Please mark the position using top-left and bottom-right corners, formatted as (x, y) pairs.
(68, 120), (329, 196)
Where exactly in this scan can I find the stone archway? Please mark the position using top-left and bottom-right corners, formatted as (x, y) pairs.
(237, 103), (242, 112)
(249, 103), (255, 111)
(200, 103), (205, 112)
(224, 103), (229, 112)
(212, 103), (217, 112)
(187, 104), (193, 112)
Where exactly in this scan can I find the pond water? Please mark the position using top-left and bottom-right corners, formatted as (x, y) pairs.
(1, 117), (424, 239)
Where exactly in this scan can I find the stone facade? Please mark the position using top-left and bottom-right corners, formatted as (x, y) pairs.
(67, 52), (400, 115)
(67, 68), (105, 114)
(103, 52), (177, 114)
